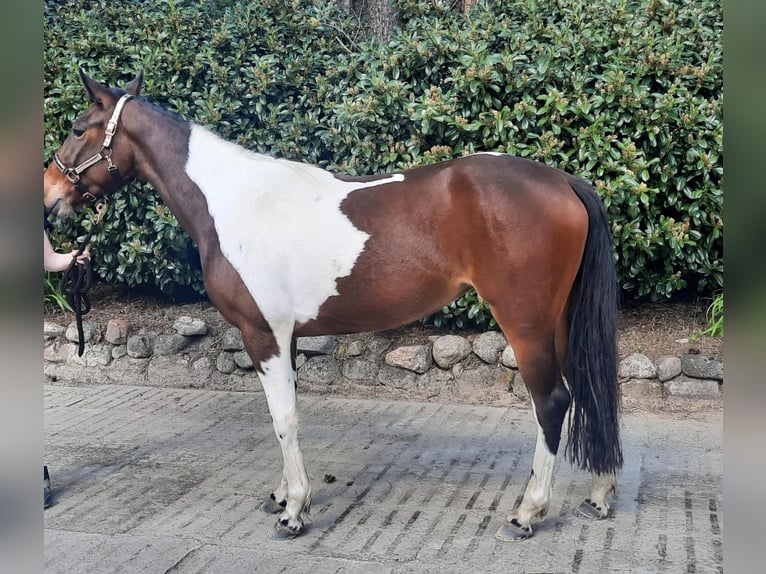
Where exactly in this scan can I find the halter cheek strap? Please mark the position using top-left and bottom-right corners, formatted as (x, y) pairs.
(53, 93), (134, 201)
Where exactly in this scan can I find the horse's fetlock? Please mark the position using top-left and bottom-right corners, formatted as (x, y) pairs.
(529, 487), (551, 509)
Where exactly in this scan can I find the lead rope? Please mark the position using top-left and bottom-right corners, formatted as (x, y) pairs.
(61, 202), (106, 356)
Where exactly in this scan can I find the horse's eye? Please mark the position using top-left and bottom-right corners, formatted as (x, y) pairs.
(72, 128), (85, 138)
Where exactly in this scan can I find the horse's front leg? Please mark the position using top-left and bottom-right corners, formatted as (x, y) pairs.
(246, 327), (311, 539)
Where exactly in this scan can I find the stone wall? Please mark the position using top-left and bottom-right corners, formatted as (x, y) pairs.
(44, 315), (722, 407)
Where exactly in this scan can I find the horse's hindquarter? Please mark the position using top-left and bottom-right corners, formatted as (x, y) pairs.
(300, 154), (588, 336)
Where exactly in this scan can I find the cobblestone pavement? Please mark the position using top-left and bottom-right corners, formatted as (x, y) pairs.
(44, 384), (722, 573)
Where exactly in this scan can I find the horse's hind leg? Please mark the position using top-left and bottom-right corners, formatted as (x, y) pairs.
(577, 471), (617, 519)
(555, 313), (618, 521)
(493, 330), (571, 541)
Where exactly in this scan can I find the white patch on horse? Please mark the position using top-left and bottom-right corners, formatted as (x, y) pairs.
(472, 151), (506, 157)
(527, 422), (556, 506)
(509, 402), (557, 527)
(184, 125), (401, 327)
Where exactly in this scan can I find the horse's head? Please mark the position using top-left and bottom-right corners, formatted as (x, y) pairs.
(44, 69), (144, 216)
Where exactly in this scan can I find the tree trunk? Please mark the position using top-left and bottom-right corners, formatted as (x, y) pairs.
(340, 0), (398, 44)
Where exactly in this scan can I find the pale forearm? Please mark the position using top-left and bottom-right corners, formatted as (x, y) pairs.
(44, 250), (75, 272)
(44, 231), (89, 272)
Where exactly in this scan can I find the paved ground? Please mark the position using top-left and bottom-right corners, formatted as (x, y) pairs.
(44, 384), (723, 573)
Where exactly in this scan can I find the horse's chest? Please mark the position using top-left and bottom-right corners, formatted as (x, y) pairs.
(217, 189), (369, 323)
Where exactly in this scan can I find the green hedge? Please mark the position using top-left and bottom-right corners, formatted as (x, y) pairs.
(44, 0), (722, 327)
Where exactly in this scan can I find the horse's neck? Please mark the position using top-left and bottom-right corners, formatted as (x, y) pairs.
(128, 106), (218, 249)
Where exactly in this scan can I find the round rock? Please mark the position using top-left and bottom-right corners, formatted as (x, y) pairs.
(432, 335), (472, 369)
(472, 331), (507, 364)
(385, 345), (432, 374)
(65, 320), (98, 344)
(154, 334), (189, 356)
(681, 354), (723, 381)
(618, 353), (656, 380)
(222, 327), (245, 351)
(656, 356), (682, 382)
(233, 350), (254, 369)
(126, 335), (153, 359)
(105, 319), (129, 345)
(173, 316), (208, 336)
(500, 345), (518, 368)
(215, 352), (237, 374)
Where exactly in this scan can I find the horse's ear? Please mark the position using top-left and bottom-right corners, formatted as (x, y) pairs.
(124, 70), (144, 97)
(78, 68), (110, 105)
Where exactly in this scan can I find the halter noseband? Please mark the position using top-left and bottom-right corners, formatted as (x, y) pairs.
(53, 93), (134, 201)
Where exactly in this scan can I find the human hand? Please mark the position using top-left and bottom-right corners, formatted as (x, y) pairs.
(68, 249), (91, 265)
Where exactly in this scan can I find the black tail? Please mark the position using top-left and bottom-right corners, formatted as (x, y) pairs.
(565, 177), (623, 475)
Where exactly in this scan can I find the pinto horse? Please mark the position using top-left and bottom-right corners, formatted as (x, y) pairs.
(44, 71), (622, 541)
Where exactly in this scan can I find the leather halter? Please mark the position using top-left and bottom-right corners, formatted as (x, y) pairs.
(53, 93), (134, 202)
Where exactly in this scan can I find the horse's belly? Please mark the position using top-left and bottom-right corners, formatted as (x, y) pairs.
(295, 261), (471, 336)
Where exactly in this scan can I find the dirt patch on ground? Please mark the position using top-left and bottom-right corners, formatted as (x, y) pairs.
(616, 299), (723, 362)
(45, 283), (723, 366)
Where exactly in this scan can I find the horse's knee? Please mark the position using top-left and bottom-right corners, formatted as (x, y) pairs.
(272, 409), (299, 442)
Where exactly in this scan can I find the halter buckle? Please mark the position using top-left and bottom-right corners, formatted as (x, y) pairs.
(105, 118), (118, 137)
(64, 167), (81, 185)
(54, 153), (79, 184)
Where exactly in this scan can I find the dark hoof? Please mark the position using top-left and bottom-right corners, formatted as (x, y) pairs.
(494, 520), (533, 542)
(575, 499), (607, 520)
(259, 494), (286, 514)
(267, 519), (303, 540)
